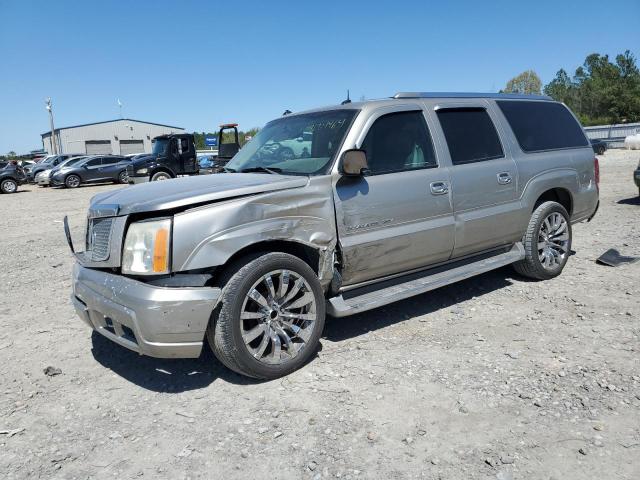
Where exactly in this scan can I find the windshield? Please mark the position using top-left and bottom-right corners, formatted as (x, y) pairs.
(226, 110), (357, 175)
(42, 156), (56, 164)
(152, 138), (171, 155)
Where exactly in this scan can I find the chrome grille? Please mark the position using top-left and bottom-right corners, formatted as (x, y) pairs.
(87, 217), (114, 261)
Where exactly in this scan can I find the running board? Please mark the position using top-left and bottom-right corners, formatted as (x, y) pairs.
(326, 243), (525, 317)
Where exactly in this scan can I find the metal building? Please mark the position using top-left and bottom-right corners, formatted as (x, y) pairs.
(41, 119), (185, 155)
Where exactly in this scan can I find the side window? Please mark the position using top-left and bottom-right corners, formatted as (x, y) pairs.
(497, 101), (588, 152)
(436, 108), (504, 165)
(85, 158), (101, 167)
(100, 156), (118, 165)
(180, 138), (190, 154)
(361, 111), (437, 175)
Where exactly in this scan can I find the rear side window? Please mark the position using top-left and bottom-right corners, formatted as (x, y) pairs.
(436, 108), (504, 165)
(497, 101), (588, 152)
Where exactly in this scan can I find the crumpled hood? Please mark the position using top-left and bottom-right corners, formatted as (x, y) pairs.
(90, 173), (309, 215)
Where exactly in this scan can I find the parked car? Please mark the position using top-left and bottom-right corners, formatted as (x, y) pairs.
(26, 153), (83, 182)
(35, 156), (89, 186)
(65, 92), (599, 379)
(590, 138), (607, 155)
(51, 155), (130, 188)
(0, 161), (27, 194)
(634, 159), (640, 196)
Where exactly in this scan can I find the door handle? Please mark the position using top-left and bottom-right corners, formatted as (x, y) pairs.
(497, 172), (512, 185)
(430, 181), (449, 195)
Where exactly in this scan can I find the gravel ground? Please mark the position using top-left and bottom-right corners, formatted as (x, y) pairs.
(1, 150), (639, 480)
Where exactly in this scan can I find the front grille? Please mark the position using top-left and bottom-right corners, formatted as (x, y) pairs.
(87, 217), (114, 261)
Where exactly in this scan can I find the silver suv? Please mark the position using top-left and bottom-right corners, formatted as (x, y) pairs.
(65, 92), (599, 379)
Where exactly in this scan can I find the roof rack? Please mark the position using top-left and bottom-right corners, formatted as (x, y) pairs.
(393, 92), (553, 101)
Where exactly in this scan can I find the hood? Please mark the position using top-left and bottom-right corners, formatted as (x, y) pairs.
(90, 173), (309, 215)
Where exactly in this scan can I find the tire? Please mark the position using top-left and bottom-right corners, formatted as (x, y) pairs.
(118, 171), (128, 184)
(150, 171), (172, 182)
(513, 201), (572, 280)
(208, 252), (326, 379)
(65, 174), (81, 188)
(0, 178), (18, 194)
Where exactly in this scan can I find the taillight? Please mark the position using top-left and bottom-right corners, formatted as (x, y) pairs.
(594, 157), (600, 190)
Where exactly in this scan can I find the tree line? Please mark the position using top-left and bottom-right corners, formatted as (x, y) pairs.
(503, 50), (640, 126)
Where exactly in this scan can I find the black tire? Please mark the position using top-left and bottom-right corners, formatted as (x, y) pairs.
(150, 171), (172, 182)
(513, 201), (572, 280)
(0, 178), (18, 194)
(208, 252), (326, 379)
(65, 174), (81, 188)
(118, 171), (128, 184)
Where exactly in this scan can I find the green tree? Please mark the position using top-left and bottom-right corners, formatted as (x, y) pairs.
(7, 151), (16, 158)
(503, 70), (542, 95)
(543, 50), (640, 125)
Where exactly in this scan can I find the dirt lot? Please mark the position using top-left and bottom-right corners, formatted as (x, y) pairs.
(1, 150), (638, 480)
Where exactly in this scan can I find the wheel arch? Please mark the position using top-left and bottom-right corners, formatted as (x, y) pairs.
(150, 167), (175, 179)
(533, 187), (573, 216)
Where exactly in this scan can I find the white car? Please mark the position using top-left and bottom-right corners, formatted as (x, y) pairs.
(35, 169), (53, 186)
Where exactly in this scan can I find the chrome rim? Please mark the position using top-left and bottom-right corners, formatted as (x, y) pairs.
(120, 172), (128, 182)
(3, 180), (17, 193)
(538, 212), (569, 270)
(67, 176), (80, 188)
(240, 269), (317, 365)
(155, 174), (169, 181)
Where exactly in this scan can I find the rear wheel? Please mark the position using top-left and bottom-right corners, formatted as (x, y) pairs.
(150, 171), (171, 181)
(208, 252), (325, 379)
(65, 174), (81, 188)
(513, 201), (572, 280)
(0, 178), (18, 194)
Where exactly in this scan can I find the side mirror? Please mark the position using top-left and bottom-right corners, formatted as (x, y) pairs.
(339, 149), (369, 176)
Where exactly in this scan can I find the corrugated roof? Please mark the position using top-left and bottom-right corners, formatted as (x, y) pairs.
(41, 118), (183, 137)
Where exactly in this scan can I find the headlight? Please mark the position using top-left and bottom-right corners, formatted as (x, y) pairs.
(121, 218), (171, 275)
(135, 168), (148, 174)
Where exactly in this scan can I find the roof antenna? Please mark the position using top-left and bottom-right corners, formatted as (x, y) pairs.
(282, 109), (292, 116)
(341, 89), (351, 105)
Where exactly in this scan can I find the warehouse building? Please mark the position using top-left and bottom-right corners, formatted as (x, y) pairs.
(41, 119), (185, 155)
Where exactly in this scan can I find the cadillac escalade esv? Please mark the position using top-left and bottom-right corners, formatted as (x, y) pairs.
(65, 92), (599, 379)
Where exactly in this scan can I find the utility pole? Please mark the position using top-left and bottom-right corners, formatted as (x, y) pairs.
(45, 97), (58, 154)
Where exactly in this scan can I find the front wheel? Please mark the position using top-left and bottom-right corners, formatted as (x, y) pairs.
(513, 201), (572, 280)
(118, 171), (128, 184)
(65, 174), (81, 188)
(0, 178), (18, 194)
(208, 252), (326, 379)
(150, 171), (172, 181)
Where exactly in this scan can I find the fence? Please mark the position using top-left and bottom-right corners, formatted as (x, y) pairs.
(584, 122), (640, 148)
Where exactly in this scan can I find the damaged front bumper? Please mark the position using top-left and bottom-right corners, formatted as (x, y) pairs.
(72, 263), (220, 358)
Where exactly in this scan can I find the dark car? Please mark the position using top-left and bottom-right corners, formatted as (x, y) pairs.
(590, 138), (607, 155)
(26, 153), (83, 181)
(0, 161), (27, 194)
(50, 155), (130, 188)
(634, 159), (640, 197)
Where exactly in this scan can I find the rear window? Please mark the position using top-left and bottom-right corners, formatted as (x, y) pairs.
(497, 101), (588, 152)
(436, 108), (504, 165)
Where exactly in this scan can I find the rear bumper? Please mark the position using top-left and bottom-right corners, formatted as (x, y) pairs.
(72, 263), (221, 358)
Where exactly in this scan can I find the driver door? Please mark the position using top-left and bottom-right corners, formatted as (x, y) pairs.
(334, 109), (455, 286)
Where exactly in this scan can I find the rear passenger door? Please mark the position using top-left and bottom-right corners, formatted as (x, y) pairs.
(334, 109), (455, 285)
(99, 156), (125, 180)
(434, 104), (521, 258)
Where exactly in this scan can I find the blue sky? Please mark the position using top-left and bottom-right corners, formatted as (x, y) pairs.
(1, 0), (638, 153)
